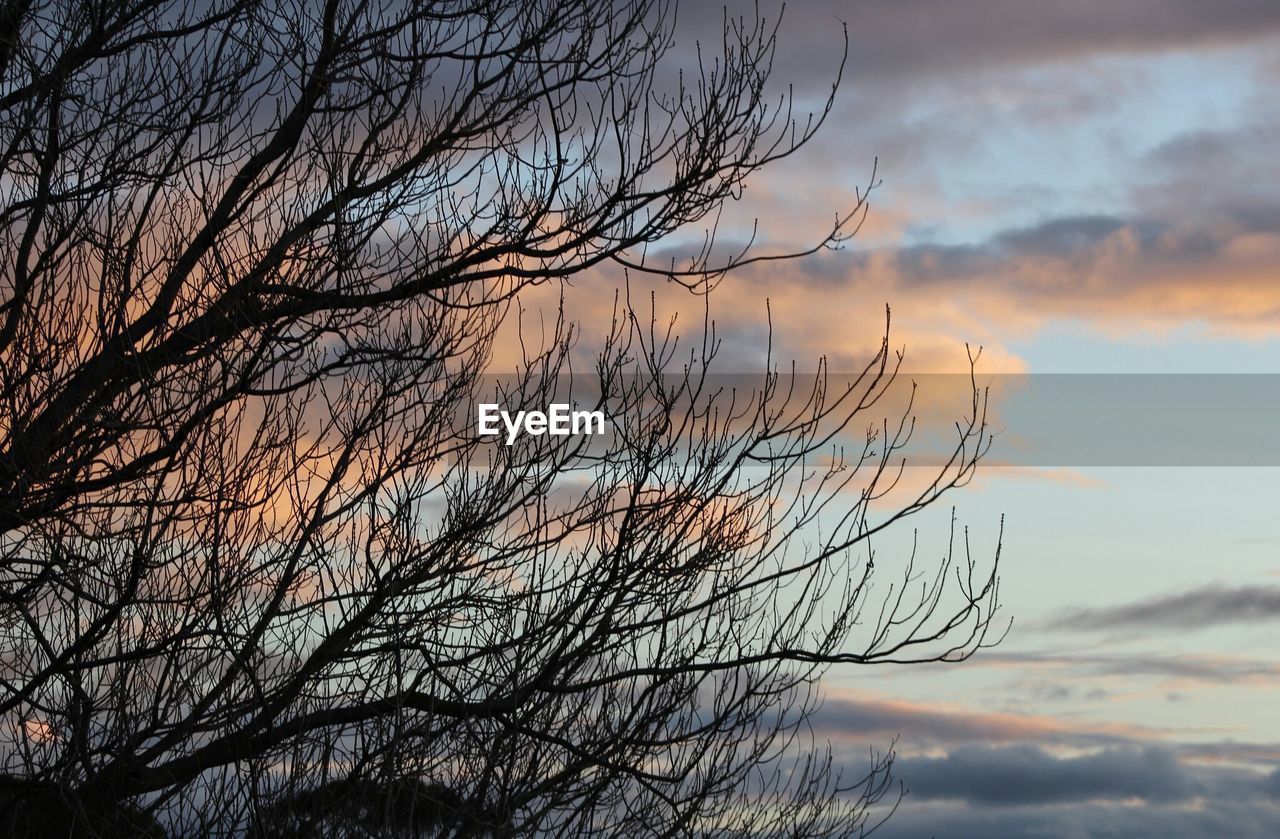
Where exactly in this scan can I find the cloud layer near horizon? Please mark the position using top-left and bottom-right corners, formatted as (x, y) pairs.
(816, 690), (1280, 838)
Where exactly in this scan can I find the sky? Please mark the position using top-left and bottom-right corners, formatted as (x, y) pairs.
(778, 3), (1280, 835)
(9, 3), (1280, 833)
(520, 2), (1280, 835)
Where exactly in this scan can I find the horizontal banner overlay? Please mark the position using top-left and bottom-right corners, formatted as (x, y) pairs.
(453, 374), (1280, 466)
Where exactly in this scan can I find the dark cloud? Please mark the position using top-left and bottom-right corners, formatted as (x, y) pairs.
(885, 211), (1239, 288)
(978, 650), (1280, 684)
(833, 0), (1280, 80)
(861, 199), (1280, 324)
(876, 797), (1280, 839)
(814, 694), (1280, 835)
(873, 739), (1280, 837)
(682, 0), (1280, 87)
(662, 0), (1280, 123)
(890, 240), (995, 285)
(994, 215), (1129, 258)
(898, 743), (1199, 805)
(1045, 585), (1280, 632)
(879, 748), (1280, 836)
(714, 210), (1200, 298)
(1144, 125), (1280, 174)
(1134, 124), (1280, 225)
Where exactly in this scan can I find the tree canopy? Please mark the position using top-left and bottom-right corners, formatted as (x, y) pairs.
(0, 1), (1001, 835)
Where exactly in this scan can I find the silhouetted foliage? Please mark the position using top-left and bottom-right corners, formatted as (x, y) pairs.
(1, 773), (166, 838)
(0, 0), (1001, 835)
(256, 777), (510, 837)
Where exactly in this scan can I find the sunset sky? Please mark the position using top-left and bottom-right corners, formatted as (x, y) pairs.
(554, 2), (1280, 835)
(8, 1), (1280, 834)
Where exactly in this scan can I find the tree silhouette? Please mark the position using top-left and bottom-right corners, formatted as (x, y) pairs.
(0, 1), (1001, 835)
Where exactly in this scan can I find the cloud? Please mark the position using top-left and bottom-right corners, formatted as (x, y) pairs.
(683, 1), (1280, 87)
(813, 691), (1280, 836)
(889, 209), (1277, 288)
(493, 20), (1280, 377)
(976, 650), (1280, 686)
(813, 692), (1280, 837)
(817, 203), (1280, 337)
(1014, 680), (1112, 705)
(896, 743), (1201, 805)
(876, 797), (1280, 839)
(588, 3), (1280, 365)
(832, 0), (1280, 80)
(1140, 123), (1280, 188)
(1044, 585), (1280, 632)
(813, 692), (1162, 751)
(565, 192), (1280, 383)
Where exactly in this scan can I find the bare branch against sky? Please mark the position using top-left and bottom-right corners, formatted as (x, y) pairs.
(0, 2), (1002, 836)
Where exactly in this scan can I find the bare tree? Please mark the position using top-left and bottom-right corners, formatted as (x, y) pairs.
(0, 1), (1001, 835)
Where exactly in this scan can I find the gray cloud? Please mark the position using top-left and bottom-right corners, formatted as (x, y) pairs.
(897, 743), (1201, 805)
(994, 215), (1130, 258)
(821, 715), (1280, 836)
(1143, 125), (1280, 175)
(677, 1), (1280, 79)
(696, 0), (1280, 87)
(671, 1), (1280, 101)
(876, 797), (1280, 839)
(886, 210), (1261, 289)
(833, 0), (1280, 80)
(979, 650), (1280, 684)
(814, 695), (1280, 835)
(873, 738), (1280, 837)
(1045, 585), (1280, 632)
(861, 649), (1280, 686)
